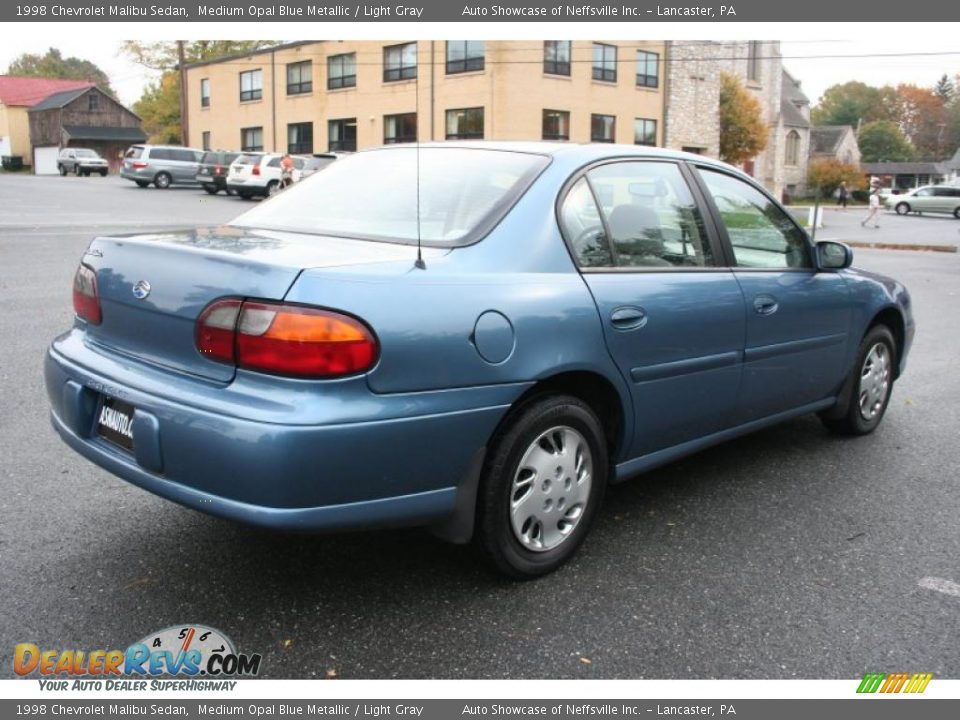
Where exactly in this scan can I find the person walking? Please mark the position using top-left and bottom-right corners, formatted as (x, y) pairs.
(279, 153), (295, 190)
(861, 178), (882, 229)
(837, 181), (849, 210)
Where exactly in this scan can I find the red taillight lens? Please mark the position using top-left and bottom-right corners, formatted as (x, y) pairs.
(215, 165), (222, 176)
(196, 300), (378, 378)
(252, 165), (260, 176)
(132, 161), (148, 169)
(72, 263), (102, 325)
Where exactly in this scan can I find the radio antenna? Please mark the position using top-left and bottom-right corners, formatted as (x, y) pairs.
(414, 50), (425, 270)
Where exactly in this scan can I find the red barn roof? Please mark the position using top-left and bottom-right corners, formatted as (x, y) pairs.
(0, 76), (94, 108)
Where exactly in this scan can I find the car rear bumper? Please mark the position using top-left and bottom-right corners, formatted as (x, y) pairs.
(226, 181), (268, 196)
(45, 331), (522, 533)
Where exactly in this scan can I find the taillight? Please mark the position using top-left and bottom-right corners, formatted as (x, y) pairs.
(215, 165), (222, 176)
(72, 263), (102, 325)
(132, 161), (148, 169)
(196, 300), (378, 378)
(252, 164), (260, 176)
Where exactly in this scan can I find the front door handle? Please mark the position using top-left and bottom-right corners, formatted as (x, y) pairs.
(610, 306), (648, 330)
(753, 294), (779, 316)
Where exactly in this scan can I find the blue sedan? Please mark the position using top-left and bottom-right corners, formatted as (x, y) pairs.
(46, 143), (914, 577)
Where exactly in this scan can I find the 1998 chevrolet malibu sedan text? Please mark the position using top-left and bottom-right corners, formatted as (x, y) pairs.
(45, 143), (914, 577)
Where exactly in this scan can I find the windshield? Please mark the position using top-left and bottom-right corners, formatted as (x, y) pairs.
(230, 147), (550, 245)
(76, 149), (98, 158)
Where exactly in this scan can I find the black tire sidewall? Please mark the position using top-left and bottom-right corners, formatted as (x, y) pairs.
(478, 395), (608, 578)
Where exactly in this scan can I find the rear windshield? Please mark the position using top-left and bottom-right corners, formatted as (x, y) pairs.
(231, 147), (550, 246)
(235, 153), (262, 166)
(305, 157), (335, 172)
(201, 152), (219, 164)
(125, 147), (144, 159)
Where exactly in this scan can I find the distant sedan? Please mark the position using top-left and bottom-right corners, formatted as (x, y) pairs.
(46, 143), (914, 578)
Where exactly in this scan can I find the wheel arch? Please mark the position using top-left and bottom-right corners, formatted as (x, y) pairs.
(868, 305), (905, 378)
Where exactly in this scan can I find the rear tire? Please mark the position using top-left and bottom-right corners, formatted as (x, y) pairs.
(266, 180), (280, 196)
(154, 172), (172, 189)
(895, 202), (910, 215)
(476, 395), (607, 579)
(135, 181), (150, 188)
(954, 207), (960, 219)
(820, 325), (897, 436)
(239, 192), (253, 200)
(203, 184), (219, 195)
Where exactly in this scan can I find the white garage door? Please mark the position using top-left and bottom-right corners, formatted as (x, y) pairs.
(34, 146), (60, 175)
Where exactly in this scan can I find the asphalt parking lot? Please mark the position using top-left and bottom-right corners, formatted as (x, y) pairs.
(1, 173), (958, 679)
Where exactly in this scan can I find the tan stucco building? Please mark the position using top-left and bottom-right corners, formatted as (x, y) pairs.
(184, 40), (666, 155)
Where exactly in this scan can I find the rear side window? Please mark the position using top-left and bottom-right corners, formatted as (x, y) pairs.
(698, 168), (811, 270)
(559, 161), (713, 269)
(224, 153), (240, 165)
(267, 157), (281, 168)
(150, 148), (172, 161)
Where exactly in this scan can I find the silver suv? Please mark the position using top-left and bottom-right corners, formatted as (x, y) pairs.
(58, 148), (109, 177)
(120, 145), (203, 189)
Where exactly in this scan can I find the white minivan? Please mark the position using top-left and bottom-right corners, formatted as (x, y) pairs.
(226, 153), (305, 199)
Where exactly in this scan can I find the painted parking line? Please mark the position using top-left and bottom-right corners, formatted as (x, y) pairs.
(918, 576), (960, 598)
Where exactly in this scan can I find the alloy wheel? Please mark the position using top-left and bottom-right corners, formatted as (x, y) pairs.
(858, 342), (891, 421)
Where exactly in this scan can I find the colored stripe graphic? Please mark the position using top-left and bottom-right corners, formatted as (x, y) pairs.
(857, 672), (932, 694)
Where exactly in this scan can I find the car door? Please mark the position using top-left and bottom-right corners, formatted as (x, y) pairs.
(912, 187), (936, 212)
(559, 160), (746, 459)
(694, 166), (851, 423)
(933, 186), (960, 214)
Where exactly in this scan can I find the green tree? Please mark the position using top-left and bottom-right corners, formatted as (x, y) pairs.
(134, 73), (181, 144)
(857, 120), (916, 162)
(719, 73), (768, 165)
(934, 74), (955, 102)
(6, 47), (114, 96)
(811, 81), (895, 127)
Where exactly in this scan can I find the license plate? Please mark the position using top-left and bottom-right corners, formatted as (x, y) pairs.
(97, 396), (136, 452)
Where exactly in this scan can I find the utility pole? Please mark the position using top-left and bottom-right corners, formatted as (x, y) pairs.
(178, 40), (189, 146)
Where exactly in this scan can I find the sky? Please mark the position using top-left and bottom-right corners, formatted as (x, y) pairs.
(0, 37), (957, 108)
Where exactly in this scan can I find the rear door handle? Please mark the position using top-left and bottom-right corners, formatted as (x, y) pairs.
(610, 306), (647, 330)
(753, 294), (779, 316)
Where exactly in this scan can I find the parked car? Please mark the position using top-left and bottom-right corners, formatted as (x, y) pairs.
(45, 143), (914, 578)
(300, 152), (346, 180)
(120, 145), (203, 189)
(886, 185), (960, 218)
(196, 150), (241, 195)
(226, 153), (306, 198)
(58, 148), (109, 177)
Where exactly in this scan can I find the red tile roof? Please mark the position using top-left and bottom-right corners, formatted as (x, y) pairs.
(0, 76), (94, 108)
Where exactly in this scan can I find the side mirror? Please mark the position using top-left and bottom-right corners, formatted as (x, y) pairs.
(817, 240), (853, 270)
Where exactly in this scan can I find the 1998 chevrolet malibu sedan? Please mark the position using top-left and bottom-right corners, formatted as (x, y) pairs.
(46, 143), (914, 577)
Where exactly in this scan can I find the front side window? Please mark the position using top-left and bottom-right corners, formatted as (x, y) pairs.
(446, 41), (485, 74)
(241, 127), (263, 152)
(384, 113), (417, 144)
(698, 167), (811, 269)
(288, 122), (313, 154)
(384, 42), (417, 82)
(287, 61), (312, 95)
(544, 41), (571, 76)
(446, 107), (484, 140)
(634, 118), (657, 147)
(328, 118), (357, 152)
(636, 51), (659, 88)
(230, 147), (550, 246)
(592, 43), (617, 83)
(328, 53), (356, 89)
(562, 161), (714, 269)
(200, 78), (210, 107)
(240, 69), (263, 102)
(542, 110), (570, 141)
(591, 114), (616, 143)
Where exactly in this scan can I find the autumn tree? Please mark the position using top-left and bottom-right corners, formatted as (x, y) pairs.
(807, 159), (865, 199)
(120, 41), (279, 72)
(6, 48), (115, 96)
(719, 73), (768, 165)
(857, 120), (916, 162)
(893, 84), (951, 158)
(811, 81), (896, 127)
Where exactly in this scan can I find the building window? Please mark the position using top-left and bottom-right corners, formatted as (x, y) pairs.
(785, 130), (800, 166)
(634, 118), (657, 146)
(383, 42), (417, 82)
(544, 41), (571, 76)
(287, 61), (312, 95)
(239, 69), (262, 102)
(682, 146), (704, 155)
(542, 110), (570, 141)
(592, 43), (617, 83)
(636, 51), (659, 88)
(201, 131), (211, 151)
(446, 107), (484, 140)
(288, 122), (313, 154)
(241, 127), (263, 152)
(328, 53), (356, 90)
(328, 118), (357, 152)
(88, 93), (99, 111)
(747, 41), (762, 83)
(384, 113), (417, 144)
(591, 114), (616, 143)
(446, 41), (485, 74)
(200, 78), (210, 108)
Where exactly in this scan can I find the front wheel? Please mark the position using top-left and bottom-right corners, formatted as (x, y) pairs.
(476, 395), (607, 579)
(58, 165), (67, 176)
(895, 202), (910, 215)
(820, 325), (896, 436)
(99, 170), (108, 177)
(154, 172), (172, 189)
(954, 207), (960, 219)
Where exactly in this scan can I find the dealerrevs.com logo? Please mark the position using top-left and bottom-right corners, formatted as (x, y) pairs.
(856, 672), (934, 694)
(14, 624), (261, 690)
